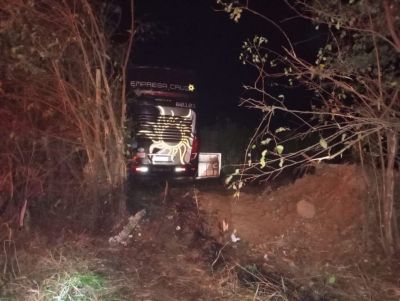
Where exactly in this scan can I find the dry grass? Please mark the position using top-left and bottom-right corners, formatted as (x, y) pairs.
(215, 263), (292, 301)
(0, 0), (130, 230)
(0, 239), (135, 301)
(210, 248), (400, 301)
(1, 234), (399, 301)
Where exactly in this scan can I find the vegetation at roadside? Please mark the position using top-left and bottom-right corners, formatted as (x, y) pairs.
(0, 243), (133, 301)
(218, 0), (400, 255)
(0, 2), (135, 296)
(0, 0), (134, 232)
(0, 1), (399, 300)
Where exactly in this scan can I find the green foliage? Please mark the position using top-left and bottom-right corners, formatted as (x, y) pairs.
(43, 272), (105, 301)
(239, 36), (269, 65)
(319, 138), (328, 150)
(275, 145), (284, 155)
(310, 1), (400, 89)
(259, 149), (268, 168)
(216, 0), (243, 22)
(327, 275), (336, 285)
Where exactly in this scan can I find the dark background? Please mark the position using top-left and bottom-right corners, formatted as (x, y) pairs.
(117, 0), (323, 127)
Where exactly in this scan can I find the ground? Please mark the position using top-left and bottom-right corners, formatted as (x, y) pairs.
(1, 164), (400, 300)
(201, 164), (367, 268)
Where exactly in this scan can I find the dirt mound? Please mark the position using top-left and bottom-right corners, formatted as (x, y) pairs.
(199, 164), (368, 269)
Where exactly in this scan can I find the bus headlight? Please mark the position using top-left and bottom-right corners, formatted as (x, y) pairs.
(174, 166), (186, 173)
(135, 166), (149, 173)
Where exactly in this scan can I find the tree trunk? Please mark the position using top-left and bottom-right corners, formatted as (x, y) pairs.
(382, 129), (398, 255)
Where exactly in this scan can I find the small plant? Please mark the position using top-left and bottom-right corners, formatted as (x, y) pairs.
(42, 272), (105, 301)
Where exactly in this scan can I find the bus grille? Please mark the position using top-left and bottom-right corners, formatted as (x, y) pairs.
(136, 113), (193, 142)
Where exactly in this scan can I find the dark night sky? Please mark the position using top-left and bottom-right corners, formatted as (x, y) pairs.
(124, 0), (322, 127)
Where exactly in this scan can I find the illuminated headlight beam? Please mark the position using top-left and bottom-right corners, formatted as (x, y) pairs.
(175, 166), (186, 172)
(135, 166), (149, 173)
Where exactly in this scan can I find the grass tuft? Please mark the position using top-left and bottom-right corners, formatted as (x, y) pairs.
(0, 244), (133, 301)
(42, 272), (105, 301)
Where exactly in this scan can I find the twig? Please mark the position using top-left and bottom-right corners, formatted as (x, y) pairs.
(193, 185), (200, 217)
(211, 241), (230, 272)
(252, 282), (260, 301)
(18, 199), (28, 228)
(163, 180), (169, 203)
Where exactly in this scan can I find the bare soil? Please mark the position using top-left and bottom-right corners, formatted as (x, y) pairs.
(200, 164), (368, 268)
(2, 164), (400, 300)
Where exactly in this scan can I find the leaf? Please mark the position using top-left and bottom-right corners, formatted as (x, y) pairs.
(275, 127), (289, 133)
(261, 149), (268, 157)
(260, 149), (268, 168)
(225, 175), (233, 185)
(261, 138), (271, 145)
(327, 275), (336, 285)
(275, 145), (284, 155)
(260, 158), (266, 168)
(320, 138), (328, 149)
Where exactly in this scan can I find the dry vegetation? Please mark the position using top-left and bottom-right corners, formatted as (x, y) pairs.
(0, 170), (400, 300)
(0, 0), (132, 232)
(0, 2), (134, 297)
(0, 0), (399, 300)
(219, 0), (400, 256)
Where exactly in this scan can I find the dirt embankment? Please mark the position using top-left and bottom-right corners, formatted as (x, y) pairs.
(199, 164), (368, 269)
